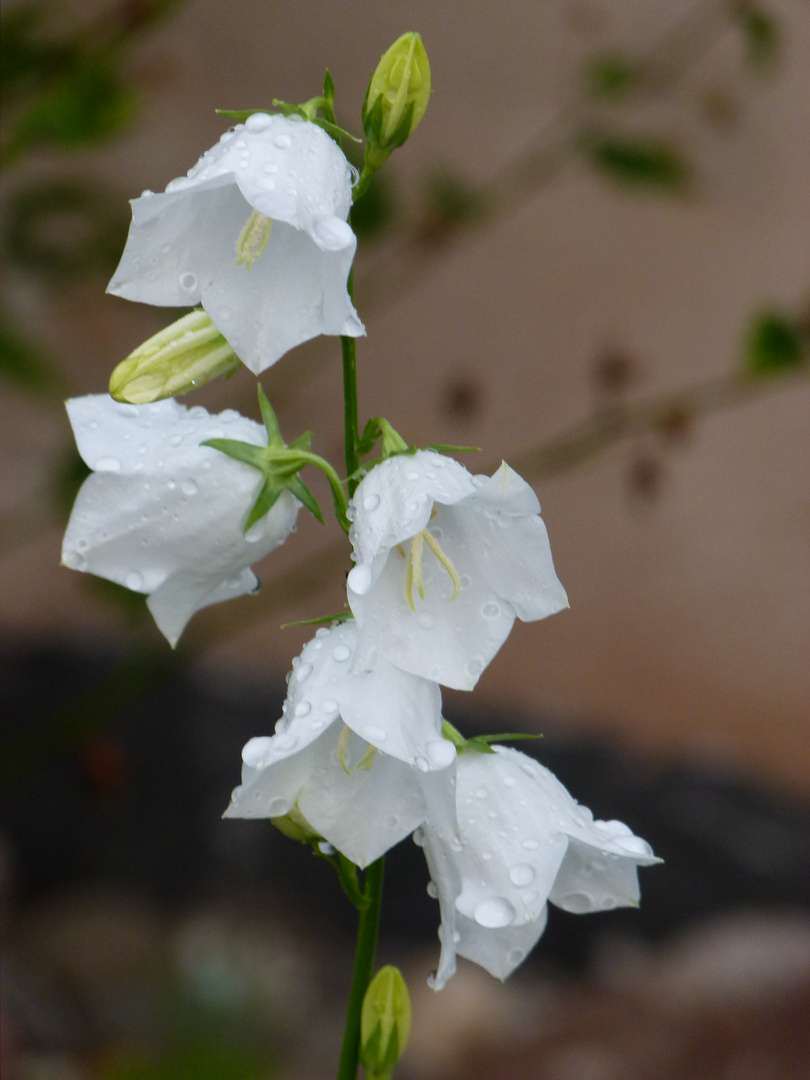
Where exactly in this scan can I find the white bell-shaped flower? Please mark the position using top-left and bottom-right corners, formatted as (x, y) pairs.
(346, 451), (569, 690)
(420, 746), (658, 990)
(62, 395), (298, 645)
(108, 114), (364, 374)
(225, 621), (456, 868)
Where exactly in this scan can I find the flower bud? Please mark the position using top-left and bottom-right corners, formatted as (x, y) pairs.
(360, 965), (412, 1080)
(109, 310), (240, 404)
(362, 32), (430, 173)
(272, 804), (321, 844)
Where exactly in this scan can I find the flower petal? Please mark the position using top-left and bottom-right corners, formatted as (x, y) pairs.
(62, 395), (297, 644)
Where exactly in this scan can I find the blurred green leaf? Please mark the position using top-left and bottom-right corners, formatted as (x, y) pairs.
(585, 55), (644, 99)
(0, 312), (56, 392)
(101, 1040), (268, 1080)
(3, 59), (134, 161)
(739, 6), (779, 70)
(3, 180), (129, 279)
(744, 311), (805, 374)
(585, 135), (690, 191)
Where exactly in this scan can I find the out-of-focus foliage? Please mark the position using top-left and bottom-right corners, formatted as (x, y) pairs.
(584, 136), (691, 191)
(744, 310), (807, 375)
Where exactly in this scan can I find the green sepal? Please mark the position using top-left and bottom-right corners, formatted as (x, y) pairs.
(423, 442), (480, 454)
(441, 718), (542, 755)
(202, 437), (267, 471)
(287, 474), (324, 524)
(242, 477), (287, 534)
(257, 382), (283, 445)
(281, 610), (352, 629)
(322, 68), (336, 108)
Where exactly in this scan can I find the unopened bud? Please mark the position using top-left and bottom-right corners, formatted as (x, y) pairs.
(360, 965), (412, 1080)
(362, 32), (430, 174)
(109, 310), (240, 404)
(272, 803), (321, 844)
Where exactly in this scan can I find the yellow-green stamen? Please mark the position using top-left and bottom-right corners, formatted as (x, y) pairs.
(403, 529), (461, 610)
(337, 724), (352, 776)
(236, 210), (273, 268)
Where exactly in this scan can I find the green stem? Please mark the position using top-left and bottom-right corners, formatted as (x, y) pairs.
(337, 857), (385, 1080)
(342, 266), (361, 496)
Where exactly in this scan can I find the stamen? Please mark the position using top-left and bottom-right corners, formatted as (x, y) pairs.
(355, 744), (378, 771)
(422, 530), (461, 600)
(403, 528), (461, 608)
(236, 210), (273, 268)
(337, 724), (352, 775)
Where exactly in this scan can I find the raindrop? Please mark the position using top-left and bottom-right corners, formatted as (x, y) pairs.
(426, 739), (456, 769)
(600, 896), (617, 910)
(413, 828), (425, 847)
(522, 838), (540, 851)
(466, 656), (484, 680)
(322, 699), (339, 714)
(347, 564), (371, 594)
(502, 775), (516, 788)
(364, 725), (387, 742)
(363, 493), (380, 511)
(426, 881), (438, 898)
(94, 457), (121, 472)
(294, 701), (312, 718)
(406, 470), (419, 481)
(295, 662), (313, 682)
(509, 864), (535, 887)
(245, 113), (273, 132)
(181, 479), (198, 496)
(560, 892), (594, 914)
(274, 134), (292, 149)
(267, 797), (289, 816)
(244, 519), (266, 543)
(242, 737), (272, 767)
(473, 897), (515, 928)
(481, 601), (500, 619)
(125, 571), (144, 591)
(507, 948), (526, 966)
(219, 306), (233, 321)
(179, 272), (198, 291)
(318, 840), (335, 855)
(332, 644), (351, 662)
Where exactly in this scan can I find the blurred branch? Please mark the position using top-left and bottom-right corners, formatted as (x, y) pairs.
(358, 0), (746, 311)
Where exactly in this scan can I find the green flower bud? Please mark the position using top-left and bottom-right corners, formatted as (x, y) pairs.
(109, 310), (240, 404)
(360, 965), (412, 1080)
(272, 803), (321, 844)
(362, 32), (430, 174)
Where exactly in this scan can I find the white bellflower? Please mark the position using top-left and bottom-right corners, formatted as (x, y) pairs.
(62, 395), (298, 644)
(108, 114), (364, 373)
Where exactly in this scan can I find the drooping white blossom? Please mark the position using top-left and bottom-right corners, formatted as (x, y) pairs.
(225, 621), (457, 868)
(419, 745), (658, 990)
(62, 395), (298, 645)
(346, 451), (569, 690)
(108, 114), (364, 374)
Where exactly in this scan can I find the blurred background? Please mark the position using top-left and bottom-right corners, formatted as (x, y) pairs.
(1, 1), (809, 1078)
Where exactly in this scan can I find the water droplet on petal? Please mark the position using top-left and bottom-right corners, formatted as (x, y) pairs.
(426, 881), (438, 898)
(509, 864), (535, 887)
(125, 571), (144, 591)
(331, 644), (351, 662)
(245, 112), (273, 132)
(273, 134), (292, 149)
(181, 479), (198, 496)
(481, 601), (500, 619)
(502, 775), (516, 788)
(94, 457), (121, 472)
(294, 701), (312, 718)
(322, 699), (339, 714)
(244, 518), (266, 543)
(363, 724), (387, 742)
(560, 891), (595, 914)
(413, 828), (425, 847)
(295, 662), (313, 682)
(362, 493), (380, 511)
(267, 796), (289, 816)
(426, 739), (456, 769)
(179, 272), (198, 291)
(347, 564), (372, 594)
(473, 897), (515, 928)
(507, 947), (526, 966)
